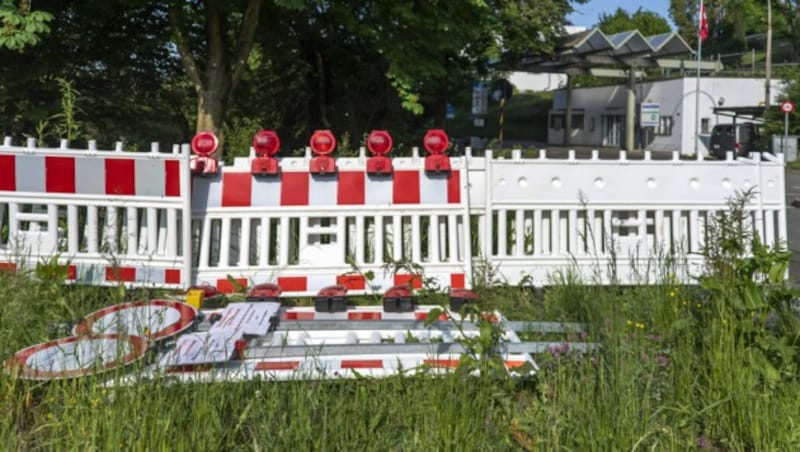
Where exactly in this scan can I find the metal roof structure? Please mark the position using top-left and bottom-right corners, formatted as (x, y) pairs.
(515, 27), (708, 75)
(713, 105), (768, 123)
(505, 27), (723, 151)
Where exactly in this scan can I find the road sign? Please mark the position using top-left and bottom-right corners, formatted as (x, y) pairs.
(640, 103), (660, 127)
(781, 100), (795, 114)
(472, 83), (488, 115)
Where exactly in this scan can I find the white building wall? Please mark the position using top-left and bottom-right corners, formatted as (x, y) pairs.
(549, 77), (785, 154)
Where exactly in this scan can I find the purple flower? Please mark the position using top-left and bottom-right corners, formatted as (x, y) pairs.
(655, 355), (670, 366)
(558, 342), (570, 354)
(696, 435), (711, 449)
(579, 331), (588, 340)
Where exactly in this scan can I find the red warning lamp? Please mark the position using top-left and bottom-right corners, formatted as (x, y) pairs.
(366, 130), (393, 175)
(190, 131), (219, 175)
(309, 129), (337, 174)
(251, 129), (280, 176)
(423, 129), (451, 173)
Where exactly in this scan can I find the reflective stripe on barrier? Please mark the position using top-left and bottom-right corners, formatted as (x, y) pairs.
(0, 154), (181, 197)
(192, 169), (460, 209)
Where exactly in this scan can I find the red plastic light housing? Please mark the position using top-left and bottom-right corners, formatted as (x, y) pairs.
(423, 129), (449, 154)
(310, 130), (337, 155)
(191, 132), (219, 157)
(253, 130), (280, 157)
(367, 130), (393, 155)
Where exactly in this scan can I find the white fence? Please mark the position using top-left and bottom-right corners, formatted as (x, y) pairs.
(0, 138), (191, 287)
(0, 138), (787, 295)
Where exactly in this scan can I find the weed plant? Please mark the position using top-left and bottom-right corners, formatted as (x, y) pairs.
(2, 192), (800, 449)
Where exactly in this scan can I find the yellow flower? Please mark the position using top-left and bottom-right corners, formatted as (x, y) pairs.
(626, 320), (632, 326)
(669, 290), (677, 298)
(636, 322), (645, 329)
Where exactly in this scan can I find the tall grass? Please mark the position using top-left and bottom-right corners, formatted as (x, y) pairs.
(2, 192), (800, 449)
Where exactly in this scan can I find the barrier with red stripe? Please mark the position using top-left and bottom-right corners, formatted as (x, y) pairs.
(0, 138), (192, 288)
(191, 149), (473, 296)
(2, 131), (789, 293)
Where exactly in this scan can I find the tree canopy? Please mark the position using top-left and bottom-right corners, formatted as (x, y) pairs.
(596, 7), (672, 36)
(0, 0), (585, 154)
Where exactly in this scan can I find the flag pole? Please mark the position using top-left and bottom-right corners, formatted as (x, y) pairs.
(694, 0), (703, 157)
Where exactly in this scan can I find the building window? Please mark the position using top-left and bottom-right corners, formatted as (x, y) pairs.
(701, 118), (710, 133)
(571, 114), (584, 130)
(656, 116), (673, 136)
(550, 114), (564, 130)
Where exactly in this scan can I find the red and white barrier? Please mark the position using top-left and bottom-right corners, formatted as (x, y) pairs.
(0, 138), (192, 288)
(0, 132), (788, 292)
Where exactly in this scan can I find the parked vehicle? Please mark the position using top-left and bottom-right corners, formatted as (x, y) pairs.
(710, 122), (763, 159)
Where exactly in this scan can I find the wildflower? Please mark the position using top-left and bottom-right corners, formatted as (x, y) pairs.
(626, 320), (633, 326)
(655, 355), (670, 366)
(579, 331), (588, 340)
(641, 352), (649, 362)
(669, 290), (677, 298)
(635, 322), (645, 329)
(696, 303), (702, 309)
(697, 435), (711, 449)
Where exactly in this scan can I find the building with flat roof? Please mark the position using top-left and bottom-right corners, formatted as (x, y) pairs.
(547, 77), (784, 154)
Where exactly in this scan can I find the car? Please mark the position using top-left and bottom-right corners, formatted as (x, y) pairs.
(709, 122), (763, 159)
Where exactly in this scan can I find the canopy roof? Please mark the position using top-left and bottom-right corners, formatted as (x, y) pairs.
(515, 27), (695, 75)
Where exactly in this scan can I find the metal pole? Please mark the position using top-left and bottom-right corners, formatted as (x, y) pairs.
(626, 68), (636, 151)
(694, 0), (703, 156)
(766, 0), (772, 106)
(499, 96), (505, 149)
(785, 111), (789, 154)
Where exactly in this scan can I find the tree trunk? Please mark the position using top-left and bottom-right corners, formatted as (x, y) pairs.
(196, 91), (226, 135)
(169, 0), (263, 150)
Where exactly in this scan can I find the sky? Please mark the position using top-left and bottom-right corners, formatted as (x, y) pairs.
(566, 0), (675, 29)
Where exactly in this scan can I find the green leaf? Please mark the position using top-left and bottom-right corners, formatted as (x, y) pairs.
(424, 308), (444, 326)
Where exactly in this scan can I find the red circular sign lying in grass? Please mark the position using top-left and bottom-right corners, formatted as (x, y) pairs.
(6, 334), (148, 380)
(74, 299), (197, 341)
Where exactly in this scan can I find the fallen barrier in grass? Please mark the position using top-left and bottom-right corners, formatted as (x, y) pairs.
(6, 285), (597, 383)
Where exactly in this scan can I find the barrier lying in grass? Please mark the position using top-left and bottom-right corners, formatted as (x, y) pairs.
(5, 286), (597, 382)
(0, 130), (787, 293)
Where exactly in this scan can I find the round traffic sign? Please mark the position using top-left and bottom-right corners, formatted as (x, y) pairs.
(310, 130), (336, 155)
(73, 299), (197, 341)
(191, 132), (219, 157)
(366, 130), (393, 155)
(781, 100), (795, 114)
(253, 130), (281, 157)
(6, 334), (148, 380)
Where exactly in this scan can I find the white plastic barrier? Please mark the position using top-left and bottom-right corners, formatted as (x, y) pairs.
(469, 149), (786, 285)
(0, 139), (787, 292)
(191, 148), (472, 296)
(0, 138), (191, 287)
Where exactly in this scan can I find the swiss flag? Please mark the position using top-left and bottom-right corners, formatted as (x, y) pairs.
(699, 2), (709, 42)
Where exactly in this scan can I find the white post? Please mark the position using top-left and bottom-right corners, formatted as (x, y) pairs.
(180, 144), (193, 287)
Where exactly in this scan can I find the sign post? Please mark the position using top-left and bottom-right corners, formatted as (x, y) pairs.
(640, 103), (660, 150)
(781, 100), (795, 154)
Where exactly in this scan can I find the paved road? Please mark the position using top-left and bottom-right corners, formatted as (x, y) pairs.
(785, 169), (800, 283)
